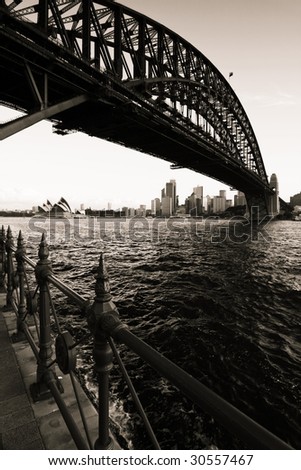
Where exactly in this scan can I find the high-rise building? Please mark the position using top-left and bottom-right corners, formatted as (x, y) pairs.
(136, 205), (146, 217)
(213, 196), (226, 213)
(211, 189), (227, 213)
(184, 191), (203, 216)
(161, 196), (172, 217)
(234, 191), (246, 206)
(165, 179), (177, 214)
(185, 193), (195, 215)
(204, 195), (212, 214)
(151, 198), (161, 216)
(193, 185), (203, 214)
(193, 185), (203, 199)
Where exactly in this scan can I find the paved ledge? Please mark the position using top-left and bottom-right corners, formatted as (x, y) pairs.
(0, 292), (102, 450)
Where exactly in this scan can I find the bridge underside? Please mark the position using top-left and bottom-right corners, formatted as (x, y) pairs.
(0, 37), (267, 195)
(0, 3), (272, 215)
(54, 101), (269, 197)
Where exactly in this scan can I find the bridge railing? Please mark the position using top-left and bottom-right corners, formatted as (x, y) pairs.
(0, 225), (292, 450)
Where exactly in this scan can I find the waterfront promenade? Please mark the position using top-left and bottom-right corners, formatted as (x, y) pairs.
(0, 292), (99, 450)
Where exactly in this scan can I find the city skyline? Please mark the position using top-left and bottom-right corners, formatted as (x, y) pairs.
(0, 178), (239, 213)
(1, 0), (300, 210)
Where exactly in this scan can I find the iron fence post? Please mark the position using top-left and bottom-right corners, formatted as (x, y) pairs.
(87, 254), (116, 450)
(0, 225), (6, 292)
(5, 226), (14, 307)
(30, 233), (55, 401)
(12, 230), (27, 341)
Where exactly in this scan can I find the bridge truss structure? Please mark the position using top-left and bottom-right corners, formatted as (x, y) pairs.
(0, 0), (272, 211)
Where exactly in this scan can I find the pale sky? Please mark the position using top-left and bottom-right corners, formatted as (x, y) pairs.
(1, 0), (300, 210)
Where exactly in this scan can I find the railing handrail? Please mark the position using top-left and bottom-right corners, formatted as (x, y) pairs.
(14, 250), (89, 309)
(3, 228), (91, 450)
(46, 273), (88, 308)
(114, 328), (291, 450)
(0, 225), (294, 450)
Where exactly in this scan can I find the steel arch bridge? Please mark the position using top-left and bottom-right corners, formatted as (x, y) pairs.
(0, 0), (273, 213)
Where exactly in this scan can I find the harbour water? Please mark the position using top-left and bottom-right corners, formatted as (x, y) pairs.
(1, 216), (301, 450)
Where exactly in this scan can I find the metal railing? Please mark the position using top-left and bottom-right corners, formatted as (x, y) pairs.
(0, 225), (293, 450)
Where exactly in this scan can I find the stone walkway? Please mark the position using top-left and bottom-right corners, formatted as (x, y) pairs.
(0, 292), (100, 450)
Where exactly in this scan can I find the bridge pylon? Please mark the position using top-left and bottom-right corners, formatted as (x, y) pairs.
(245, 191), (270, 220)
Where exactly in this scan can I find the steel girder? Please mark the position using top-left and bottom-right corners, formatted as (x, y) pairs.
(1, 0), (270, 200)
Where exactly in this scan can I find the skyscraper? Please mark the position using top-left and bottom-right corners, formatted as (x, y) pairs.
(151, 198), (161, 216)
(161, 196), (173, 217)
(213, 196), (226, 214)
(193, 185), (203, 200)
(193, 185), (203, 215)
(165, 179), (177, 215)
(234, 191), (247, 206)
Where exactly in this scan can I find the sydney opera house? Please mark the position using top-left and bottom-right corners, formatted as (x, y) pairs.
(35, 198), (73, 218)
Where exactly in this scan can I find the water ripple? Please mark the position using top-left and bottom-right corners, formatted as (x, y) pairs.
(1, 217), (301, 449)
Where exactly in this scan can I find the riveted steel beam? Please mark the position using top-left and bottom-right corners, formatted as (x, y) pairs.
(24, 62), (45, 109)
(37, 0), (49, 32)
(0, 94), (89, 140)
(82, 0), (91, 61)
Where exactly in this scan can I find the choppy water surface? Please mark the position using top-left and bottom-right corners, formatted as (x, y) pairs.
(1, 216), (301, 449)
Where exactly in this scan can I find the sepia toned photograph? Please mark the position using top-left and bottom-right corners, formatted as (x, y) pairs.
(0, 0), (300, 460)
